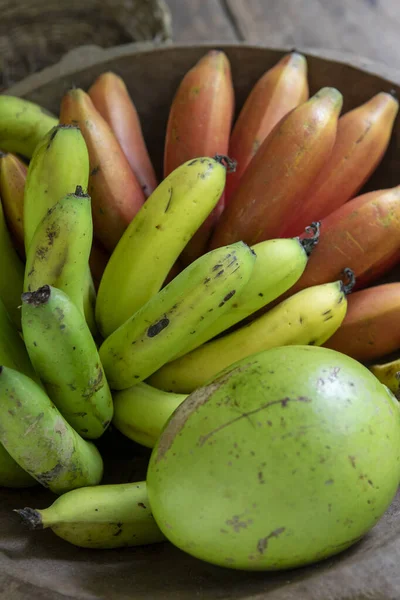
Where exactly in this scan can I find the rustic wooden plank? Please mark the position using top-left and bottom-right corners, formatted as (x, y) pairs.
(165, 0), (239, 42)
(226, 0), (400, 70)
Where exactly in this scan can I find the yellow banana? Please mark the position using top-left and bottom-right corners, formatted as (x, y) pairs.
(0, 366), (103, 494)
(113, 383), (187, 448)
(99, 241), (256, 390)
(174, 224), (320, 359)
(370, 360), (400, 398)
(0, 95), (58, 157)
(15, 481), (165, 549)
(24, 186), (96, 335)
(23, 124), (89, 251)
(0, 195), (24, 329)
(148, 270), (355, 393)
(21, 285), (113, 440)
(96, 155), (232, 338)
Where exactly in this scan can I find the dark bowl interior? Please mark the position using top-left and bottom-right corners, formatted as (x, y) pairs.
(2, 43), (400, 600)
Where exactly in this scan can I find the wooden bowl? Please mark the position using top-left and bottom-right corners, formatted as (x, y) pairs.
(2, 43), (400, 600)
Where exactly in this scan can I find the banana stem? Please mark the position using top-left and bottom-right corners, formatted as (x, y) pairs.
(298, 221), (321, 256)
(214, 154), (237, 173)
(21, 285), (51, 306)
(14, 507), (44, 530)
(73, 185), (89, 198)
(340, 268), (356, 295)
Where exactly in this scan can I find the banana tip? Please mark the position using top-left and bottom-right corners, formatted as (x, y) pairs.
(214, 154), (237, 173)
(21, 285), (51, 307)
(14, 508), (44, 530)
(299, 222), (321, 256)
(340, 268), (356, 295)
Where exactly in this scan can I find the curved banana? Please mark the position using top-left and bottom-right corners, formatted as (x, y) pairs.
(113, 383), (187, 448)
(0, 151), (27, 258)
(0, 366), (103, 494)
(96, 155), (232, 338)
(0, 95), (58, 158)
(0, 196), (24, 329)
(23, 124), (89, 251)
(149, 270), (355, 393)
(370, 360), (400, 399)
(24, 186), (96, 333)
(24, 186), (92, 310)
(15, 481), (165, 549)
(100, 241), (256, 390)
(0, 296), (39, 488)
(174, 224), (320, 359)
(21, 285), (113, 439)
(0, 298), (39, 489)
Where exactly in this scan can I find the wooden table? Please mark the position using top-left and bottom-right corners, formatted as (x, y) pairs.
(165, 0), (400, 71)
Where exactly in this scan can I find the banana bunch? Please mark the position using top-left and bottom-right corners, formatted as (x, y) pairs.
(149, 270), (355, 393)
(0, 47), (399, 557)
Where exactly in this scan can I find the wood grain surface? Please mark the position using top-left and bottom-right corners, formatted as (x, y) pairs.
(166, 0), (400, 69)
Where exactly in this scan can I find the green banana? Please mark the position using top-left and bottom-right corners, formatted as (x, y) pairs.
(0, 196), (24, 329)
(0, 442), (36, 488)
(149, 270), (355, 393)
(15, 481), (165, 549)
(99, 241), (256, 390)
(21, 285), (113, 439)
(113, 383), (187, 448)
(0, 95), (58, 158)
(0, 295), (40, 384)
(96, 155), (233, 338)
(0, 366), (103, 494)
(24, 185), (96, 334)
(23, 124), (89, 251)
(0, 297), (40, 488)
(174, 224), (320, 359)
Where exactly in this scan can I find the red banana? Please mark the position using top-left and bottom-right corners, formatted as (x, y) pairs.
(164, 50), (235, 264)
(324, 283), (400, 362)
(88, 72), (158, 198)
(89, 241), (110, 291)
(284, 91), (399, 237)
(225, 51), (309, 204)
(280, 186), (400, 302)
(0, 152), (27, 258)
(209, 87), (343, 250)
(59, 88), (145, 252)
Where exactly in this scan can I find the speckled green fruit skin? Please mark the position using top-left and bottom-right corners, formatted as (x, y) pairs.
(147, 345), (400, 571)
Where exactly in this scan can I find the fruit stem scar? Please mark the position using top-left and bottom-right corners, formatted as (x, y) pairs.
(21, 285), (51, 306)
(298, 221), (320, 256)
(214, 154), (237, 172)
(340, 268), (356, 295)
